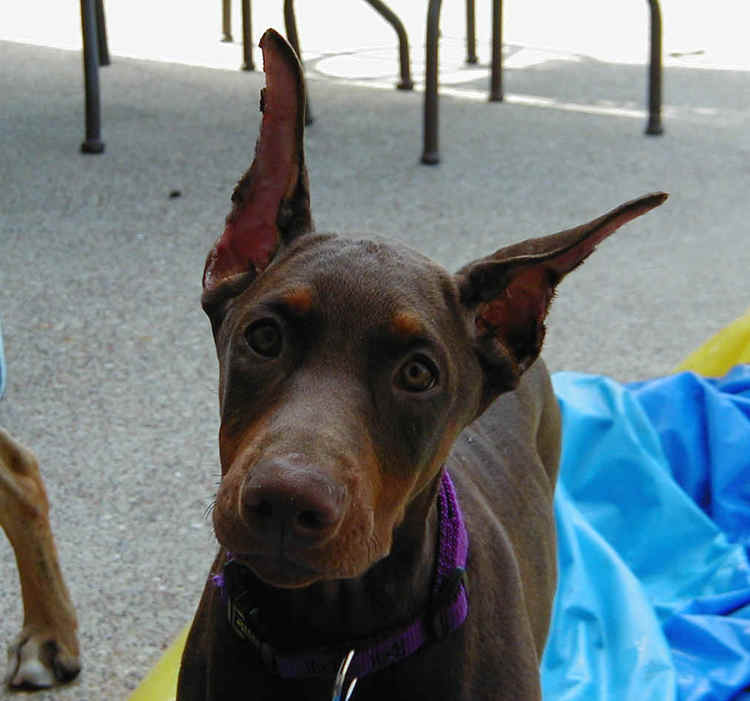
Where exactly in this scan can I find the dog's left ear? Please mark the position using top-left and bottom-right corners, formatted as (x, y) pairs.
(456, 192), (668, 395)
(203, 29), (312, 310)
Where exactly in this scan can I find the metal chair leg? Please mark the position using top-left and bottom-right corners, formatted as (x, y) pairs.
(645, 0), (664, 134)
(222, 0), (233, 42)
(94, 0), (110, 66)
(241, 0), (254, 70)
(80, 0), (105, 153)
(489, 0), (503, 101)
(466, 0), (478, 64)
(362, 0), (414, 90)
(284, 0), (313, 125)
(421, 0), (442, 165)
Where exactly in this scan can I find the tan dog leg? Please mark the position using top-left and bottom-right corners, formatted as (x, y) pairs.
(0, 428), (80, 688)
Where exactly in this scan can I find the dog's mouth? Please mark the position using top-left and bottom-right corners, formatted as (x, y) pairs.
(231, 552), (323, 589)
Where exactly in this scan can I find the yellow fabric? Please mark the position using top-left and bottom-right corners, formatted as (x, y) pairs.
(675, 310), (750, 376)
(127, 625), (189, 701)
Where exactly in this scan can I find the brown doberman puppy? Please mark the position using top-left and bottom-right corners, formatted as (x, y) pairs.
(0, 428), (80, 688)
(178, 29), (667, 700)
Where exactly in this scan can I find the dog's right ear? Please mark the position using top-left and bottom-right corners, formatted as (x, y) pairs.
(202, 29), (312, 316)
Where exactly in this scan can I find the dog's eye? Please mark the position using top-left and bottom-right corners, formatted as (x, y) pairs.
(245, 320), (283, 358)
(398, 356), (438, 392)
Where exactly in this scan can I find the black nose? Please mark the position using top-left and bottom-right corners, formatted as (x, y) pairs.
(242, 459), (346, 545)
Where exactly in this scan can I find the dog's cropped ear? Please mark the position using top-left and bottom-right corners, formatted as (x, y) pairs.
(456, 192), (668, 395)
(202, 29), (312, 312)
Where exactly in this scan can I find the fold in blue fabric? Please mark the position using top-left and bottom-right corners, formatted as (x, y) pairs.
(542, 367), (750, 701)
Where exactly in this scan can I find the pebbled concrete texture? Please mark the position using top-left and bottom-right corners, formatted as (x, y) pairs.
(0, 3), (748, 698)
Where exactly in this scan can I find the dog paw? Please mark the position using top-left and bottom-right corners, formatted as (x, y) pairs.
(5, 629), (81, 689)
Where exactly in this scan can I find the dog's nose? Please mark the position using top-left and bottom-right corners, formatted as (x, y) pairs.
(242, 459), (346, 544)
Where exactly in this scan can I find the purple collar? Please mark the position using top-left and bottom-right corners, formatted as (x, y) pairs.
(212, 470), (469, 681)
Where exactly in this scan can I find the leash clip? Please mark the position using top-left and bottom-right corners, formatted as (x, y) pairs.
(331, 649), (358, 701)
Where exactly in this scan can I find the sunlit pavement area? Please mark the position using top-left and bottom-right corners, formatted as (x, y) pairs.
(1, 2), (748, 698)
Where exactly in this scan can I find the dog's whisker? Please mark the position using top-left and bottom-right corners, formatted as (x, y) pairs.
(203, 499), (216, 520)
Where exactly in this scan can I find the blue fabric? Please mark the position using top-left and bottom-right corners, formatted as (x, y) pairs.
(542, 368), (750, 701)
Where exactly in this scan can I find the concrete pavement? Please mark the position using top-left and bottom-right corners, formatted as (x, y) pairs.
(0, 6), (748, 698)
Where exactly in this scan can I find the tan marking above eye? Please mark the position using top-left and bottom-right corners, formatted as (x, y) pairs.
(390, 310), (425, 338)
(280, 286), (315, 315)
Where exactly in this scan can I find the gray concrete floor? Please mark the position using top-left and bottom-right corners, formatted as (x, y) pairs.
(1, 6), (748, 699)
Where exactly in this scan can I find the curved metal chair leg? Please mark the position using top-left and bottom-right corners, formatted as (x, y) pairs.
(284, 0), (313, 124)
(466, 0), (478, 64)
(222, 0), (233, 42)
(645, 0), (664, 134)
(241, 0), (254, 70)
(422, 0), (442, 164)
(489, 0), (503, 101)
(80, 0), (105, 153)
(363, 0), (414, 90)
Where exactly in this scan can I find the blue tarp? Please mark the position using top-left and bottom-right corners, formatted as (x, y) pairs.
(542, 367), (750, 701)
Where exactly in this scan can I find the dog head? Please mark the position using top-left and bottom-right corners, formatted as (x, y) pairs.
(202, 29), (666, 589)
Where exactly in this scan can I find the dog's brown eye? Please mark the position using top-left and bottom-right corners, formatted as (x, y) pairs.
(398, 357), (438, 392)
(246, 320), (282, 357)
